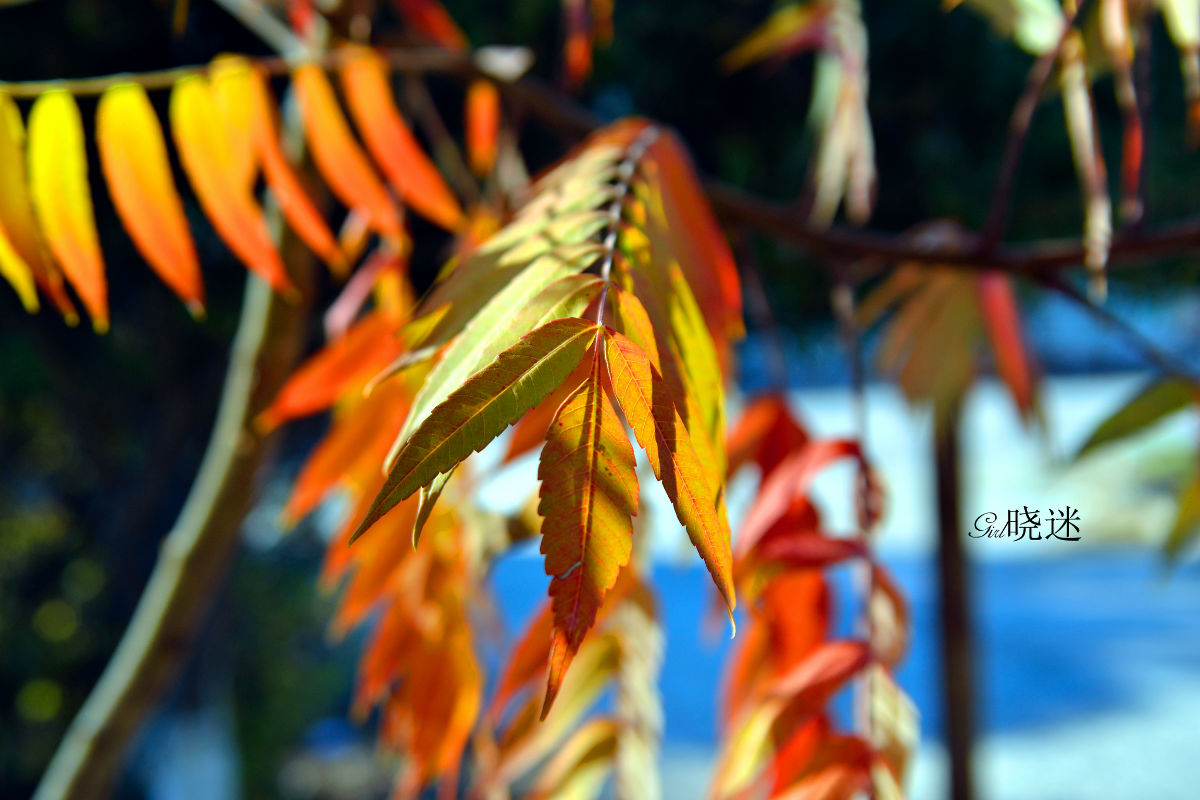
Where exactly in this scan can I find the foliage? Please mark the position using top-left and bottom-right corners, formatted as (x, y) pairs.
(12, 0), (1200, 798)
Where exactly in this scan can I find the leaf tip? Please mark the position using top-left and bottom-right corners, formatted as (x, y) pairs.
(186, 299), (207, 321)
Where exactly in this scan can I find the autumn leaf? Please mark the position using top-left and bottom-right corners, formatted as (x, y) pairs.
(720, 2), (832, 72)
(357, 318), (601, 540)
(603, 329), (736, 618)
(538, 347), (638, 718)
(210, 57), (345, 274)
(0, 91), (60, 317)
(170, 74), (294, 293)
(340, 48), (465, 231)
(292, 63), (403, 241)
(466, 79), (500, 176)
(28, 90), (108, 331)
(391, 0), (468, 50)
(97, 83), (203, 315)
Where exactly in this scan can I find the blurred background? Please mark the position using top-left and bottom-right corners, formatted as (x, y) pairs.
(3, 1), (1200, 798)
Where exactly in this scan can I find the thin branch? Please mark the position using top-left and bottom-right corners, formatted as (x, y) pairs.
(211, 0), (312, 59)
(35, 13), (320, 797)
(402, 75), (481, 205)
(0, 46), (472, 97)
(33, 241), (314, 800)
(4, 37), (1200, 280)
(1038, 273), (1199, 381)
(980, 4), (1083, 249)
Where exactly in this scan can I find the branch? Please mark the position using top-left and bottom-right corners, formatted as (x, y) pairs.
(33, 232), (313, 800)
(980, 3), (1083, 249)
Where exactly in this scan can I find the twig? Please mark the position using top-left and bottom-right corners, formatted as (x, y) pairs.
(0, 46), (472, 97)
(403, 75), (482, 206)
(980, 3), (1084, 249)
(33, 234), (314, 800)
(34, 12), (319, 798)
(5, 37), (1200, 280)
(211, 0), (312, 59)
(1038, 273), (1199, 381)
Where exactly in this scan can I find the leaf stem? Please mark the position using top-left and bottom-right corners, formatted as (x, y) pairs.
(594, 125), (660, 326)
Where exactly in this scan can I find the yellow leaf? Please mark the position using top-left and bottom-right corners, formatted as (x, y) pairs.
(169, 74), (294, 293)
(0, 91), (72, 321)
(210, 56), (345, 275)
(603, 329), (736, 619)
(97, 82), (203, 315)
(28, 90), (108, 331)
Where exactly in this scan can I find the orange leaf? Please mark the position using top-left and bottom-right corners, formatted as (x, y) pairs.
(169, 75), (294, 293)
(563, 0), (593, 86)
(390, 0), (468, 50)
(489, 603), (554, 721)
(538, 347), (638, 717)
(283, 379), (411, 523)
(210, 57), (345, 274)
(28, 90), (108, 331)
(727, 394), (809, 478)
(976, 271), (1039, 420)
(646, 131), (744, 346)
(340, 48), (465, 231)
(258, 309), (405, 430)
(738, 439), (862, 560)
(97, 83), (203, 315)
(767, 640), (869, 705)
(603, 328), (736, 617)
(292, 63), (403, 241)
(465, 79), (500, 176)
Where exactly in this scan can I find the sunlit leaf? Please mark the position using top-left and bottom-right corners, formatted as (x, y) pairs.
(604, 329), (736, 617)
(210, 56), (345, 274)
(28, 90), (107, 331)
(170, 74), (294, 293)
(538, 347), (638, 717)
(358, 318), (600, 539)
(292, 63), (403, 240)
(97, 82), (203, 315)
(339, 47), (465, 231)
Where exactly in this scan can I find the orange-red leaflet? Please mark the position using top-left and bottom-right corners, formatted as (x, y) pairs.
(390, 0), (468, 50)
(603, 328), (737, 620)
(209, 56), (345, 274)
(465, 79), (500, 176)
(258, 309), (405, 430)
(537, 346), (637, 717)
(28, 90), (108, 331)
(169, 74), (294, 294)
(292, 63), (403, 241)
(97, 82), (204, 315)
(339, 48), (465, 231)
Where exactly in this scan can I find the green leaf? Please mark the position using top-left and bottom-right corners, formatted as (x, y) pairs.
(389, 265), (604, 469)
(1167, 477), (1200, 562)
(354, 318), (600, 540)
(1075, 379), (1196, 459)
